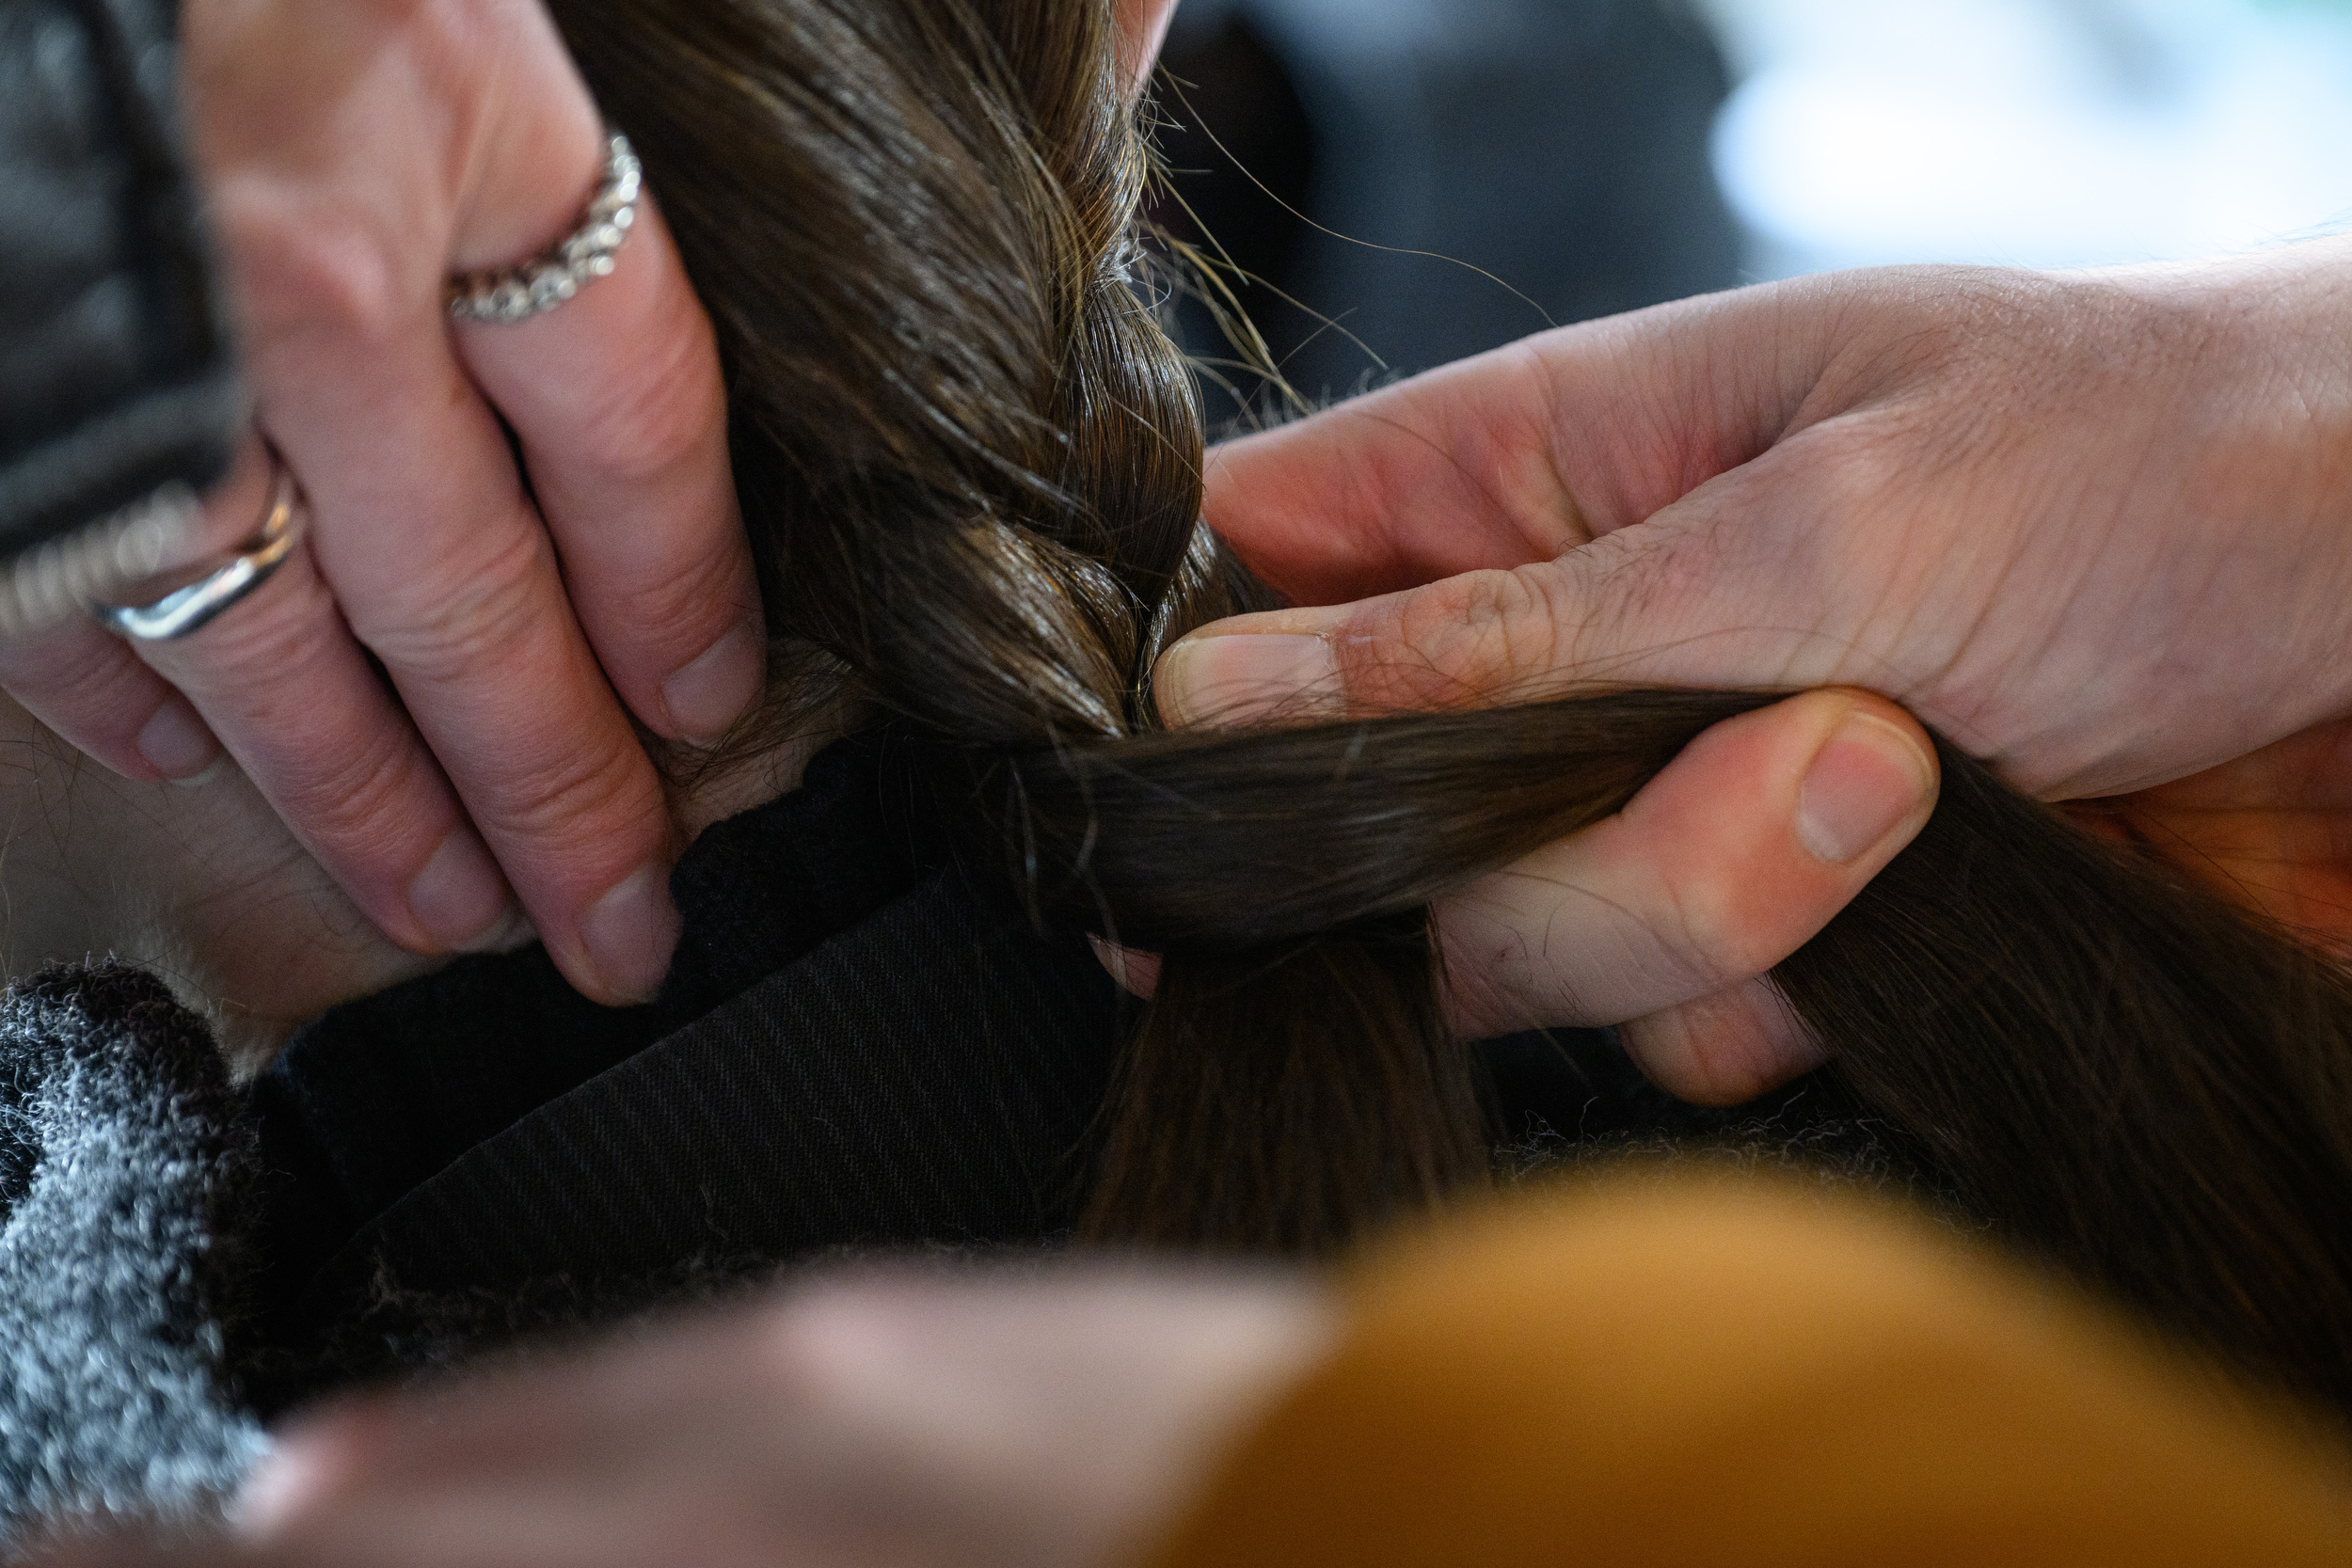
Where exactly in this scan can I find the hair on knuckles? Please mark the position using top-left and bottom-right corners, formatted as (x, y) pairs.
(550, 0), (2352, 1411)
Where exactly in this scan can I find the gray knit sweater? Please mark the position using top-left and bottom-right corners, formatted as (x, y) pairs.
(0, 965), (263, 1545)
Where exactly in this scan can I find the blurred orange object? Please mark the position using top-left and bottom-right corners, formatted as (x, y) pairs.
(1148, 1176), (2352, 1566)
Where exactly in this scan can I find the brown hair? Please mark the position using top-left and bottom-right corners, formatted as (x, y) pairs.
(548, 0), (2352, 1412)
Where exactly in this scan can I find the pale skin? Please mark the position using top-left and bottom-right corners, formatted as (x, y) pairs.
(15, 2), (2352, 1097)
(28, 1270), (1339, 1568)
(0, 0), (1184, 1053)
(19, 1), (2352, 1563)
(1156, 237), (2352, 1100)
(0, 0), (760, 1008)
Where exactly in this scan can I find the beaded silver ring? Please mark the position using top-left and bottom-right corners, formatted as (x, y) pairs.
(446, 133), (643, 325)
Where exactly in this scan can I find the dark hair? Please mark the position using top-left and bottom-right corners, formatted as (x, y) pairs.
(548, 0), (2352, 1413)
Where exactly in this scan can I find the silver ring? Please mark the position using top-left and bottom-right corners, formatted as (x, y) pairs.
(90, 460), (306, 641)
(446, 133), (643, 325)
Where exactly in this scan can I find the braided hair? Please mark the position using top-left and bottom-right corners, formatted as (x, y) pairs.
(550, 0), (2352, 1413)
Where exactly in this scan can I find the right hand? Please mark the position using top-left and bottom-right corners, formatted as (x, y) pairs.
(1158, 240), (2352, 1099)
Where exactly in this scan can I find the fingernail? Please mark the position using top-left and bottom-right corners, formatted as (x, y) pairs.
(1154, 633), (1339, 728)
(1795, 711), (1936, 864)
(407, 828), (518, 951)
(579, 863), (681, 1005)
(136, 695), (223, 784)
(661, 619), (765, 746)
(1087, 935), (1163, 1000)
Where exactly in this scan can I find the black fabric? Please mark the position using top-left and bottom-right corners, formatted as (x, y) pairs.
(241, 733), (1906, 1400)
(249, 736), (918, 1304)
(0, 0), (240, 552)
(303, 869), (1120, 1304)
(247, 736), (1124, 1377)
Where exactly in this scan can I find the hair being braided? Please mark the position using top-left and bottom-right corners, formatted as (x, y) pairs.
(553, 0), (2352, 1414)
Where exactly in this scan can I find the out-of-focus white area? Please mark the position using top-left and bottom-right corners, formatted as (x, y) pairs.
(1692, 0), (2352, 277)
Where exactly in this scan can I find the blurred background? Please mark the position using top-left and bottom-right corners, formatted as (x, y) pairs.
(1151, 0), (2352, 426)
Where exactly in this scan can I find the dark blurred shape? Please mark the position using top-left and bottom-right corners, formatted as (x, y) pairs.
(1152, 0), (1741, 426)
(0, 0), (238, 555)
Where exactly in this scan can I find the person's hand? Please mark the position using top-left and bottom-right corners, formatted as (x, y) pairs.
(0, 0), (763, 1005)
(1155, 240), (2352, 1099)
(31, 1270), (1333, 1568)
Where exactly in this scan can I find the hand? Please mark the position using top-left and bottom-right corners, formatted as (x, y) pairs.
(31, 1270), (1333, 1568)
(1158, 242), (2352, 1098)
(0, 684), (434, 1067)
(2066, 717), (2352, 958)
(0, 0), (764, 1005)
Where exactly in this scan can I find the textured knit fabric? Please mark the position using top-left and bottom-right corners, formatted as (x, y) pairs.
(0, 965), (265, 1544)
(1146, 1179), (2352, 1567)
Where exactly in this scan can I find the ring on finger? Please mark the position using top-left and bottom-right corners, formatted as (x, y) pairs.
(445, 132), (643, 325)
(89, 453), (307, 641)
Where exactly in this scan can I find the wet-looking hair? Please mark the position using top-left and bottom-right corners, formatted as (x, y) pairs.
(546, 0), (2352, 1413)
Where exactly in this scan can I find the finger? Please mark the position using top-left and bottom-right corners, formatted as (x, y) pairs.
(1097, 951), (1832, 1105)
(209, 243), (679, 1006)
(455, 190), (766, 749)
(190, 7), (680, 1002)
(0, 616), (222, 784)
(244, 1315), (774, 1512)
(255, 1491), (674, 1568)
(1618, 977), (1830, 1108)
(1434, 689), (1937, 1100)
(1160, 434), (1870, 730)
(1199, 281), (1836, 605)
(1103, 692), (1930, 1102)
(0, 439), (293, 785)
(1089, 935), (1162, 1000)
(1117, 0), (1182, 94)
(130, 531), (522, 957)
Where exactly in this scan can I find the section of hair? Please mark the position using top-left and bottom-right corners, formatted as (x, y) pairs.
(550, 0), (2352, 1414)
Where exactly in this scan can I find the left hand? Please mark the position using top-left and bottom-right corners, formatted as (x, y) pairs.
(31, 1270), (1332, 1568)
(0, 0), (759, 1006)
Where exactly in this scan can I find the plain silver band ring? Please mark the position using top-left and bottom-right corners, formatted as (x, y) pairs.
(92, 462), (306, 641)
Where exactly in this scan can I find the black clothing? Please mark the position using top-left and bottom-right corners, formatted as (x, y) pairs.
(0, 734), (1905, 1542)
(246, 736), (1126, 1387)
(1, 0), (240, 557)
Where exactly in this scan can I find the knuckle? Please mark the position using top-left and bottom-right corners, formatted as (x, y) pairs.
(469, 708), (660, 850)
(164, 560), (345, 689)
(161, 604), (437, 868)
(1658, 873), (1784, 992)
(1641, 864), (1738, 994)
(0, 634), (152, 738)
(358, 521), (559, 682)
(213, 193), (409, 347)
(1343, 566), (1566, 710)
(269, 721), (425, 865)
(560, 321), (724, 489)
(593, 525), (751, 665)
